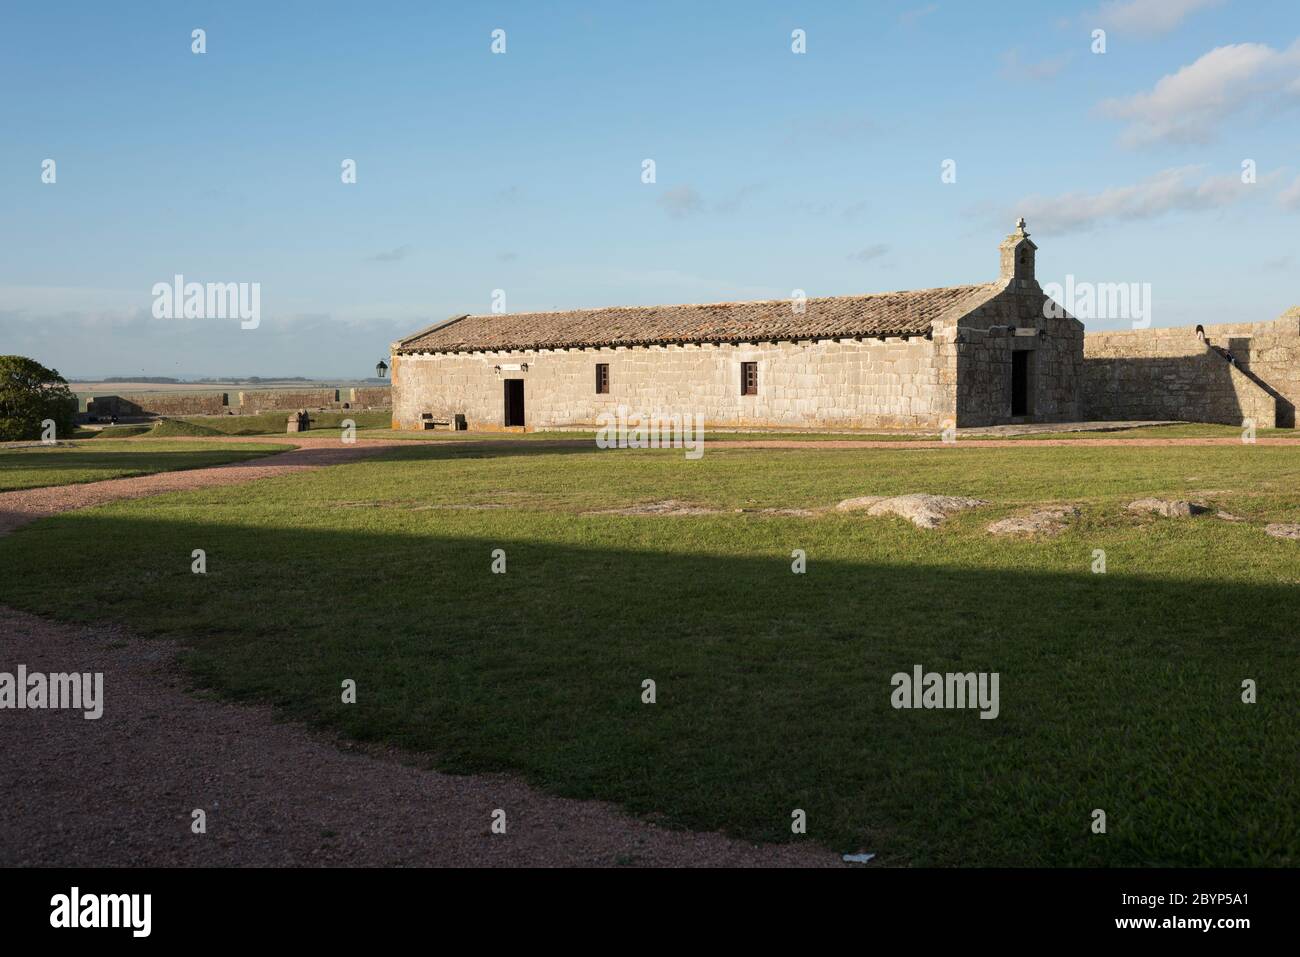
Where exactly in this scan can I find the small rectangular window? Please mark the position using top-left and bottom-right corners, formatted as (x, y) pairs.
(596, 363), (610, 394)
(741, 361), (758, 396)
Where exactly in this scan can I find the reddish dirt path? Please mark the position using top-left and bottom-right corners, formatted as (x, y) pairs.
(0, 607), (836, 867)
(149, 431), (1300, 451)
(0, 438), (405, 537)
(719, 436), (1300, 449)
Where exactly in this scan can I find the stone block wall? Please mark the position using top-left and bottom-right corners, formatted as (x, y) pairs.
(87, 392), (229, 416)
(84, 387), (393, 417)
(236, 389), (339, 412)
(1191, 310), (1299, 426)
(1083, 328), (1279, 426)
(391, 336), (954, 432)
(347, 387), (392, 409)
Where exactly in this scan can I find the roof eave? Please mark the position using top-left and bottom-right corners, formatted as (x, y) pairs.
(395, 315), (470, 349)
(393, 326), (936, 356)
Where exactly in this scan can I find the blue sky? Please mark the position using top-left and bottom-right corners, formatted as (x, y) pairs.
(2, 0), (1298, 378)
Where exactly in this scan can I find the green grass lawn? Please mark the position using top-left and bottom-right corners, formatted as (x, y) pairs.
(1005, 423), (1292, 441)
(357, 427), (590, 441)
(152, 409), (391, 437)
(0, 441), (1296, 865)
(0, 440), (291, 492)
(73, 424), (154, 439)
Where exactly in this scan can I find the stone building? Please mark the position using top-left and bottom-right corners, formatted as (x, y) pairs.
(392, 221), (1084, 431)
(390, 221), (1297, 432)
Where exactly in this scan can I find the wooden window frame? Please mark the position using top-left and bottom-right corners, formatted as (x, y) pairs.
(595, 363), (610, 394)
(741, 361), (758, 396)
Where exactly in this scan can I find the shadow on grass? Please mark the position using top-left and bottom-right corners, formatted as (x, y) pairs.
(0, 448), (273, 474)
(0, 508), (1295, 867)
(0, 446), (292, 494)
(375, 438), (618, 462)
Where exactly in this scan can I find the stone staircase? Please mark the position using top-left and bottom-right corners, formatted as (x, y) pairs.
(1205, 342), (1293, 428)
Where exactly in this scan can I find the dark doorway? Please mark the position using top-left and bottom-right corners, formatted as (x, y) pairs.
(504, 379), (525, 426)
(1011, 350), (1030, 417)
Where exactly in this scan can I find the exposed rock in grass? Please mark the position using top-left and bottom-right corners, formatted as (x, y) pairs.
(1265, 523), (1300, 540)
(987, 504), (1081, 536)
(834, 496), (886, 512)
(592, 499), (725, 516)
(1126, 498), (1211, 518)
(1215, 510), (1246, 522)
(335, 501), (506, 511)
(410, 503), (506, 511)
(589, 501), (822, 518)
(859, 494), (988, 529)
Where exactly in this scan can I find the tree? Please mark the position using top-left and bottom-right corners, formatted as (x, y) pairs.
(0, 356), (78, 441)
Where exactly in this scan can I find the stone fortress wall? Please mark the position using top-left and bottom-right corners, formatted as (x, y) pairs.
(1082, 309), (1299, 427)
(85, 387), (391, 418)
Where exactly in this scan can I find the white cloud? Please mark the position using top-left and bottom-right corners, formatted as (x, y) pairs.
(899, 4), (939, 27)
(848, 244), (890, 263)
(493, 185), (524, 205)
(841, 200), (869, 220)
(657, 183), (763, 218)
(796, 199), (869, 220)
(657, 185), (706, 219)
(782, 115), (875, 147)
(1090, 0), (1223, 36)
(1001, 48), (1072, 80)
(1099, 40), (1300, 146)
(1011, 165), (1269, 234)
(1279, 175), (1300, 211)
(0, 284), (142, 318)
(535, 265), (782, 303)
(714, 183), (765, 214)
(367, 245), (412, 262)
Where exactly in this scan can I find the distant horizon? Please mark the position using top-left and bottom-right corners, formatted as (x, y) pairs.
(64, 375), (389, 385)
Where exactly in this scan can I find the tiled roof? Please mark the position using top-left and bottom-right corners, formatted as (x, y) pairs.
(396, 283), (1001, 353)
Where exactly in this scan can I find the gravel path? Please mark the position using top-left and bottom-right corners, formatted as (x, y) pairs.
(0, 606), (836, 867)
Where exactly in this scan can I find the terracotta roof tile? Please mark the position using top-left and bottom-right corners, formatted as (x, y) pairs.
(396, 283), (1000, 353)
